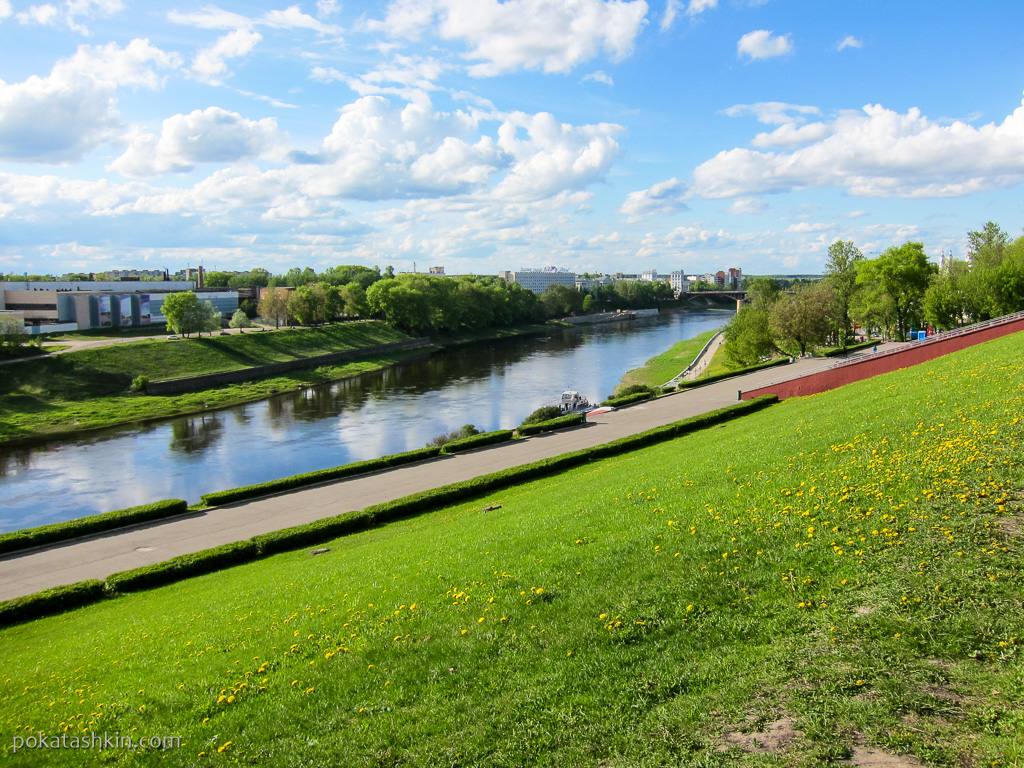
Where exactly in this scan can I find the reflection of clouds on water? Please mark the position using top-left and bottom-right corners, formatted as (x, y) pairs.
(0, 312), (731, 531)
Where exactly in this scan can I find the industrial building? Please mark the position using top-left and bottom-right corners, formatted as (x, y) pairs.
(498, 268), (578, 293)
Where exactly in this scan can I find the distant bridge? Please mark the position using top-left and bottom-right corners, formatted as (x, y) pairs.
(679, 290), (747, 308)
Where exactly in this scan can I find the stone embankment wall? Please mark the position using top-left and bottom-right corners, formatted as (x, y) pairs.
(740, 314), (1024, 401)
(147, 337), (433, 395)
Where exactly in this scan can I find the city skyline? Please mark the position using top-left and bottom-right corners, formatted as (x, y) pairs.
(1, 0), (1023, 277)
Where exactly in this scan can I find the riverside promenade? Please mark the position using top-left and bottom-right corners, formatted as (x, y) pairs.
(0, 346), (894, 601)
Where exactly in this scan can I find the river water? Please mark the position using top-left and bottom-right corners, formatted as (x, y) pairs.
(0, 310), (731, 532)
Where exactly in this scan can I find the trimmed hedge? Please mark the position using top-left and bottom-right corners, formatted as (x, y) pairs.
(515, 412), (585, 437)
(0, 499), (189, 556)
(439, 430), (514, 454)
(251, 511), (375, 556)
(0, 580), (106, 629)
(823, 340), (878, 357)
(105, 540), (260, 594)
(675, 357), (790, 392)
(201, 446), (443, 506)
(600, 391), (654, 408)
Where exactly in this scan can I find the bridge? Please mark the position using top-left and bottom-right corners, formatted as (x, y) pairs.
(679, 290), (747, 309)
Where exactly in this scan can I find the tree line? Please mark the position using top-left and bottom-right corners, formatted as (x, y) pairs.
(723, 222), (1024, 368)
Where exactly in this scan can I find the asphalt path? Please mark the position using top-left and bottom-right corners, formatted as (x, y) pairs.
(0, 347), (892, 601)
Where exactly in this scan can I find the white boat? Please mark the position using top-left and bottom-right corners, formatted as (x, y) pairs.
(558, 390), (595, 414)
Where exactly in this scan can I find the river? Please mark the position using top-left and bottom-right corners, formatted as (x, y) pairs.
(0, 310), (731, 532)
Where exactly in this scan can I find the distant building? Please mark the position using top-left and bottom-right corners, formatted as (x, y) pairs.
(429, 266), (445, 275)
(669, 270), (688, 293)
(640, 269), (658, 282)
(501, 268), (577, 293)
(576, 275), (611, 292)
(728, 267), (743, 289)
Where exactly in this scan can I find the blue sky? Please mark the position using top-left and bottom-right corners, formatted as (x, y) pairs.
(2, 0), (1024, 278)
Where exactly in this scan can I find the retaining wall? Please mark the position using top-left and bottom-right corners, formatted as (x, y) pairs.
(740, 314), (1024, 401)
(147, 337), (432, 395)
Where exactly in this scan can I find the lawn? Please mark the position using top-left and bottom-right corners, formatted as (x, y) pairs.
(618, 329), (720, 390)
(0, 322), (415, 444)
(0, 333), (1021, 767)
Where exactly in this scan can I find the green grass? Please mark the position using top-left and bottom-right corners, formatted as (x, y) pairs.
(1, 334), (1023, 766)
(619, 329), (719, 390)
(0, 322), (416, 445)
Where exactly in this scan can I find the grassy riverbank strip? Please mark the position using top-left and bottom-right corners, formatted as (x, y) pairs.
(0, 322), (422, 446)
(617, 329), (719, 391)
(1, 334), (1021, 766)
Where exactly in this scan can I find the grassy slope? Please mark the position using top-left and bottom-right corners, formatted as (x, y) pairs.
(1, 334), (1022, 766)
(619, 329), (719, 390)
(0, 322), (412, 444)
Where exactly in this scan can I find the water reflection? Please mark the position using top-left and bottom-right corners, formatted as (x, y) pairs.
(0, 311), (731, 530)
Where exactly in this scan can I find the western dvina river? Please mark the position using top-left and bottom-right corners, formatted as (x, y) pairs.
(0, 310), (731, 532)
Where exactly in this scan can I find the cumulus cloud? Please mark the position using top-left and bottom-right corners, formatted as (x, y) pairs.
(635, 223), (739, 259)
(313, 55), (448, 100)
(372, 0), (649, 76)
(192, 28), (262, 84)
(582, 70), (613, 86)
(618, 177), (688, 220)
(785, 221), (833, 233)
(0, 0), (12, 19)
(687, 0), (717, 15)
(109, 107), (285, 177)
(727, 197), (768, 215)
(15, 0), (123, 34)
(737, 29), (793, 60)
(724, 102), (828, 147)
(837, 35), (862, 51)
(692, 97), (1024, 199)
(0, 39), (180, 162)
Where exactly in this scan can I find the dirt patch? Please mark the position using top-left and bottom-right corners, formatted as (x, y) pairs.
(995, 516), (1019, 537)
(854, 605), (878, 616)
(719, 716), (804, 753)
(848, 746), (925, 767)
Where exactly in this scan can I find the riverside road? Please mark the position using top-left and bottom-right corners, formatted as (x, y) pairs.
(0, 347), (895, 601)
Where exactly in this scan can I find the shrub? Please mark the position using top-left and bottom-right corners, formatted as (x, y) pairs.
(823, 340), (878, 357)
(130, 375), (149, 393)
(200, 447), (442, 506)
(427, 424), (480, 448)
(105, 541), (260, 594)
(0, 499), (189, 556)
(520, 406), (562, 427)
(0, 580), (107, 629)
(251, 511), (375, 556)
(439, 430), (514, 454)
(600, 391), (655, 408)
(675, 357), (790, 392)
(516, 412), (585, 437)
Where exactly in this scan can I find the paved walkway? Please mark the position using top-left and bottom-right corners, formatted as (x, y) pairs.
(0, 347), (893, 601)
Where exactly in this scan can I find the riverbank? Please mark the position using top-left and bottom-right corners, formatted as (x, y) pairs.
(616, 329), (720, 392)
(2, 334), (1020, 766)
(428, 322), (559, 347)
(0, 322), (422, 447)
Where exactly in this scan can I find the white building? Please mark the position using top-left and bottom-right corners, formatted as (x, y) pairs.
(640, 269), (658, 282)
(500, 268), (578, 293)
(670, 270), (689, 293)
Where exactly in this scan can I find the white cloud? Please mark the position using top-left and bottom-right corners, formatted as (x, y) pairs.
(785, 221), (833, 233)
(692, 97), (1024, 199)
(687, 0), (716, 15)
(727, 197), (768, 215)
(317, 0), (340, 16)
(737, 30), (793, 60)
(618, 177), (688, 220)
(724, 101), (820, 125)
(16, 0), (123, 34)
(752, 122), (831, 148)
(109, 107), (285, 177)
(167, 7), (253, 30)
(837, 35), (862, 51)
(0, 39), (180, 162)
(373, 0), (649, 76)
(192, 28), (262, 84)
(660, 0), (680, 31)
(17, 4), (59, 26)
(261, 5), (342, 34)
(635, 224), (739, 259)
(582, 70), (613, 86)
(0, 0), (12, 20)
(168, 6), (342, 35)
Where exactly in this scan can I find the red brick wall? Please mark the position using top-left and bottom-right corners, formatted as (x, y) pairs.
(740, 317), (1024, 401)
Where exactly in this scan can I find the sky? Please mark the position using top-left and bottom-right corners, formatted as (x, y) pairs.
(2, 0), (1024, 278)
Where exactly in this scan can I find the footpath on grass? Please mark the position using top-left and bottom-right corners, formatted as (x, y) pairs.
(0, 350), (896, 602)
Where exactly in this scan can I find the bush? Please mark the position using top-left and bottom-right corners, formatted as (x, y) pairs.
(823, 340), (878, 357)
(105, 541), (260, 594)
(613, 383), (658, 399)
(520, 406), (562, 427)
(439, 430), (514, 454)
(600, 391), (655, 408)
(201, 447), (442, 506)
(130, 375), (149, 393)
(0, 499), (189, 556)
(427, 424), (480, 448)
(516, 412), (585, 437)
(0, 580), (107, 629)
(675, 357), (790, 392)
(251, 511), (375, 556)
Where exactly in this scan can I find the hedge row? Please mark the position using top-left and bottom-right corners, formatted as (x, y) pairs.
(675, 357), (790, 392)
(0, 499), (189, 557)
(600, 391), (655, 408)
(201, 446), (443, 506)
(0, 396), (779, 627)
(823, 340), (878, 357)
(515, 412), (585, 437)
(105, 541), (260, 594)
(0, 580), (106, 628)
(439, 430), (514, 454)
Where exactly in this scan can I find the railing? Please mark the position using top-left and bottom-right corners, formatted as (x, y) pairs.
(738, 309), (1024, 394)
(664, 330), (724, 387)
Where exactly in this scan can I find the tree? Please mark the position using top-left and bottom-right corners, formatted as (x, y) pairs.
(161, 291), (201, 337)
(582, 294), (596, 314)
(341, 282), (369, 317)
(967, 221), (1009, 262)
(229, 309), (252, 329)
(769, 282), (834, 357)
(196, 301), (222, 336)
(857, 242), (935, 340)
(824, 240), (864, 351)
(924, 259), (973, 330)
(258, 289), (288, 329)
(723, 303), (775, 367)
(0, 313), (28, 350)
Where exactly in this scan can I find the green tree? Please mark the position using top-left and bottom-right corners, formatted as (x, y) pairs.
(161, 291), (202, 337)
(824, 240), (864, 351)
(0, 313), (28, 350)
(857, 242), (936, 340)
(341, 283), (369, 317)
(924, 259), (973, 330)
(723, 303), (775, 368)
(769, 282), (834, 357)
(229, 308), (252, 329)
(258, 289), (288, 329)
